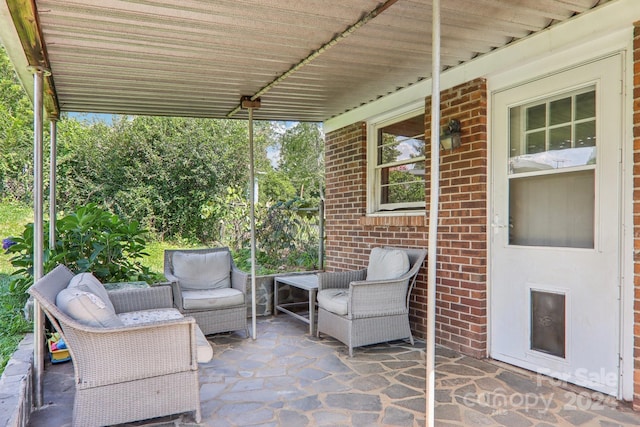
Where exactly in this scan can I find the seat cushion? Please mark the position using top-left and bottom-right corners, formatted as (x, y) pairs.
(68, 272), (116, 313)
(181, 288), (244, 310)
(56, 288), (124, 328)
(366, 248), (410, 281)
(317, 288), (349, 316)
(171, 251), (231, 290)
(118, 308), (213, 363)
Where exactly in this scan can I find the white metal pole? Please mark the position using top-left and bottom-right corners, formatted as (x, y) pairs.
(31, 67), (45, 408)
(248, 107), (257, 340)
(426, 0), (441, 425)
(49, 119), (57, 250)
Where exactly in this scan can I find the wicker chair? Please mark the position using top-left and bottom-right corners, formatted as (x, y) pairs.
(28, 265), (203, 427)
(164, 247), (249, 336)
(317, 247), (427, 356)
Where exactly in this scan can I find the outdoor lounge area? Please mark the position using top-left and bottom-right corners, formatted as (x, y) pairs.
(25, 315), (640, 427)
(4, 1), (640, 425)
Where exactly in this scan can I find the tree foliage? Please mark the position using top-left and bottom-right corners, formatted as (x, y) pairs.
(0, 45), (34, 202)
(55, 116), (274, 242)
(278, 122), (324, 198)
(5, 203), (157, 294)
(1, 44), (325, 271)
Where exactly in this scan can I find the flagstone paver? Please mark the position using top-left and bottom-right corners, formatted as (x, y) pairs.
(28, 316), (640, 426)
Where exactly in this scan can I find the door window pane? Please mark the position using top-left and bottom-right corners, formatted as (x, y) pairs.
(509, 86), (596, 174)
(549, 126), (571, 151)
(509, 170), (594, 248)
(549, 97), (571, 126)
(526, 131), (545, 154)
(526, 104), (546, 130)
(575, 91), (595, 120)
(575, 121), (596, 148)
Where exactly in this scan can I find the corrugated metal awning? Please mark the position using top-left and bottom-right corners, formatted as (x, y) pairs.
(0, 0), (609, 121)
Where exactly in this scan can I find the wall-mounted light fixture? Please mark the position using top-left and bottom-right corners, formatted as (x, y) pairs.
(440, 119), (462, 152)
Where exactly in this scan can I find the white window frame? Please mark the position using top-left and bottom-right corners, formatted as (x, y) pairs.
(367, 102), (426, 215)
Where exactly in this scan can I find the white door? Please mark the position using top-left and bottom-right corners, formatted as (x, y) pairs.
(491, 55), (622, 396)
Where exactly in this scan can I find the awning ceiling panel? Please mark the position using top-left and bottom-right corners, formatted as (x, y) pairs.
(1, 0), (608, 121)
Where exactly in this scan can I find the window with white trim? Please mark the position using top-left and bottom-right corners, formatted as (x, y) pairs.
(369, 110), (426, 213)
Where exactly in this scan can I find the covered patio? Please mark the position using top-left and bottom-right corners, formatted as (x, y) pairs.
(27, 316), (640, 426)
(2, 0), (640, 426)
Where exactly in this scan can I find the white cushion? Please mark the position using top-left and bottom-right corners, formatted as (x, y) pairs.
(182, 288), (244, 310)
(172, 251), (231, 290)
(317, 288), (349, 316)
(366, 248), (410, 281)
(68, 272), (116, 313)
(118, 308), (213, 363)
(56, 288), (123, 328)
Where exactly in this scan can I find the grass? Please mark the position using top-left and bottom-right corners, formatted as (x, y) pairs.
(0, 199), (34, 373)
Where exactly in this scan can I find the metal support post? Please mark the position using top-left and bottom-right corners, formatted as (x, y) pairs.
(49, 118), (57, 250)
(426, 0), (441, 425)
(241, 96), (261, 340)
(29, 66), (47, 409)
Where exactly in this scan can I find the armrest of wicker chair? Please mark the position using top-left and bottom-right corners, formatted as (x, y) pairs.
(231, 266), (249, 293)
(164, 271), (185, 311)
(318, 269), (366, 291)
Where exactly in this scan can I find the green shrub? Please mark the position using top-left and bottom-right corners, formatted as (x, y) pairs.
(202, 190), (320, 272)
(5, 203), (158, 295)
(256, 197), (320, 271)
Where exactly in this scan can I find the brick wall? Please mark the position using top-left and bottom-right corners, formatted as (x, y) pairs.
(425, 79), (488, 358)
(324, 78), (488, 358)
(632, 21), (640, 412)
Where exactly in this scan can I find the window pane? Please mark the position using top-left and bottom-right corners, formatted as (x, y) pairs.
(575, 120), (596, 148)
(526, 104), (546, 130)
(509, 170), (594, 248)
(379, 134), (424, 164)
(380, 164), (425, 204)
(549, 97), (571, 126)
(378, 115), (425, 166)
(526, 131), (545, 154)
(549, 126), (571, 151)
(575, 91), (595, 120)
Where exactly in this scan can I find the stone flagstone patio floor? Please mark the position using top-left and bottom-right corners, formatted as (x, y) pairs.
(28, 316), (640, 426)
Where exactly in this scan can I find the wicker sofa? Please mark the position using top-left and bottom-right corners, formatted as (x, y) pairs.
(164, 247), (250, 336)
(317, 247), (427, 357)
(28, 265), (211, 427)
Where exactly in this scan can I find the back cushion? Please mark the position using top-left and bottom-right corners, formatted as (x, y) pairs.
(68, 272), (116, 313)
(172, 250), (231, 290)
(367, 248), (410, 281)
(56, 288), (123, 328)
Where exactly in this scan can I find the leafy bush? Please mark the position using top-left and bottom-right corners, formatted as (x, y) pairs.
(5, 203), (158, 295)
(256, 197), (320, 270)
(202, 188), (320, 272)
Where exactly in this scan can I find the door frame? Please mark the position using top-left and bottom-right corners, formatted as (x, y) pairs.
(486, 36), (633, 400)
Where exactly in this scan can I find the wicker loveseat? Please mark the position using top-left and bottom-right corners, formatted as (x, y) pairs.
(317, 247), (427, 356)
(28, 265), (211, 427)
